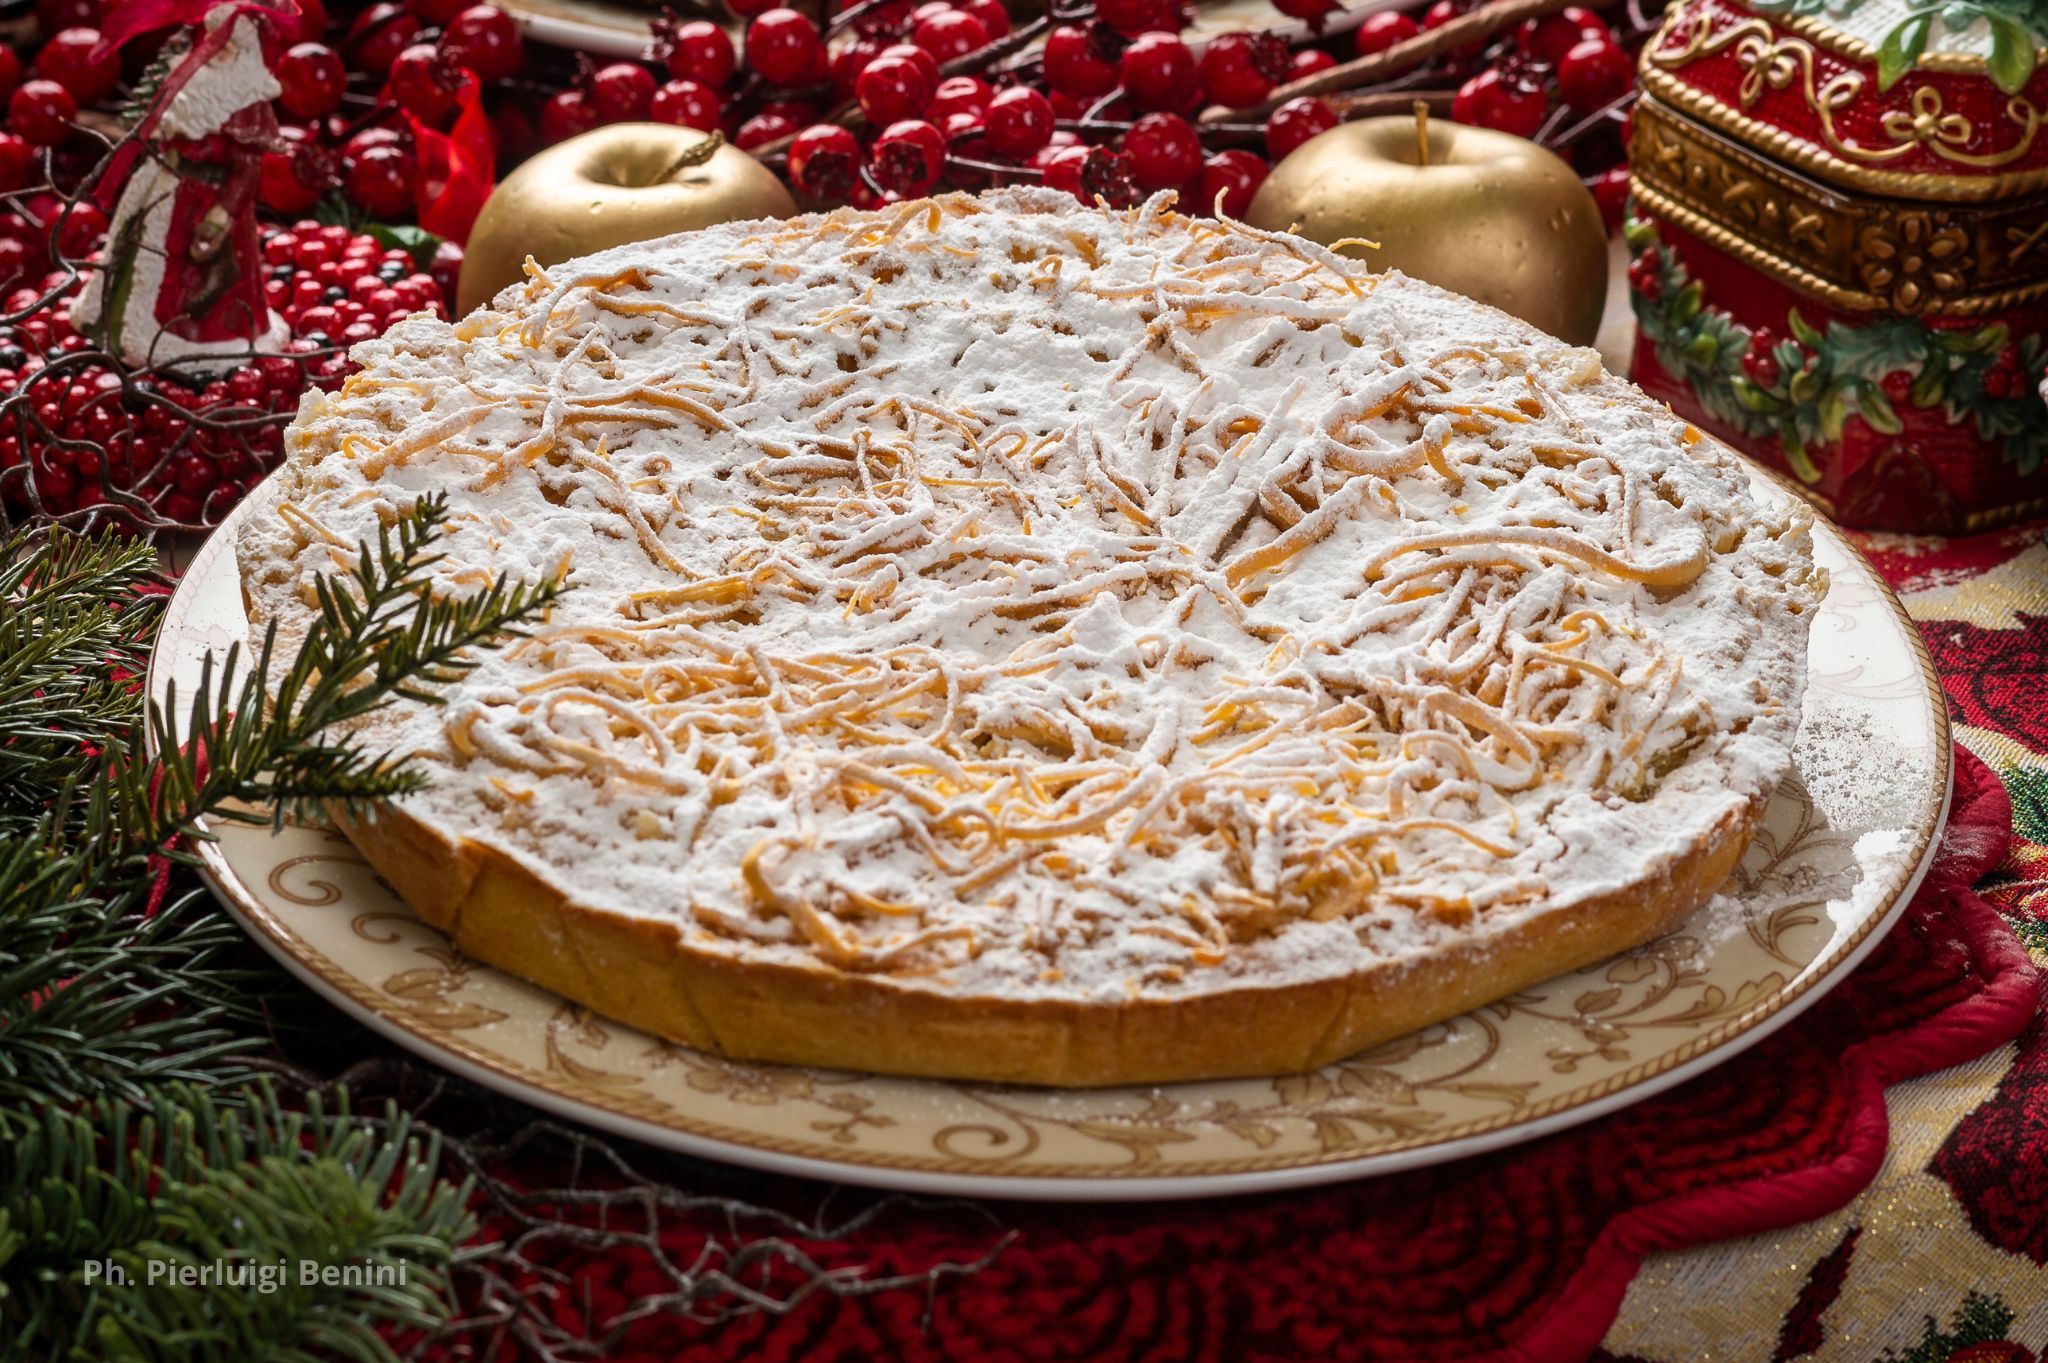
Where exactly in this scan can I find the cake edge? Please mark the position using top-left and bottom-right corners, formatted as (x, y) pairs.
(334, 791), (1758, 1087)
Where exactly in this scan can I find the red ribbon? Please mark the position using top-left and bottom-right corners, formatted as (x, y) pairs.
(411, 75), (496, 245)
(90, 0), (302, 65)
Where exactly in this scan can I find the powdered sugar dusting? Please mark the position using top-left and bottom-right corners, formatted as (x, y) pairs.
(239, 189), (1823, 1003)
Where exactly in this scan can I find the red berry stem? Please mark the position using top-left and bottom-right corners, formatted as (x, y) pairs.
(1200, 0), (1623, 124)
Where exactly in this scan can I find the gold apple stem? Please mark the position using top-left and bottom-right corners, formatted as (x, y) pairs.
(1414, 101), (1430, 167)
(657, 131), (726, 182)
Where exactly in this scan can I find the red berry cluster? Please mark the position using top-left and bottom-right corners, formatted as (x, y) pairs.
(257, 1), (528, 220)
(0, 222), (460, 527)
(0, 281), (295, 525)
(259, 219), (455, 351)
(1446, 7), (1633, 139)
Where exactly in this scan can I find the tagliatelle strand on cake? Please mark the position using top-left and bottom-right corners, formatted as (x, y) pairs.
(240, 188), (1822, 1006)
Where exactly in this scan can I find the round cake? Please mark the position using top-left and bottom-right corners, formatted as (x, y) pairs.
(238, 188), (1825, 1086)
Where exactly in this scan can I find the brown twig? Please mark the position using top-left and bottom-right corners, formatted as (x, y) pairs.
(1197, 0), (1623, 123)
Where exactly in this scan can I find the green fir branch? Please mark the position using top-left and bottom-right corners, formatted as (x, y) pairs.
(0, 1082), (476, 1363)
(143, 492), (568, 837)
(0, 496), (567, 1359)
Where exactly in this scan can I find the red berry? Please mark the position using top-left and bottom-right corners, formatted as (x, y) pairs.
(281, 0), (328, 43)
(727, 0), (780, 15)
(1452, 68), (1547, 137)
(590, 62), (657, 121)
(955, 0), (1009, 40)
(1588, 164), (1629, 232)
(1123, 111), (1200, 189)
(35, 27), (117, 103)
(1043, 25), (1118, 98)
(1518, 7), (1610, 65)
(540, 88), (600, 143)
(757, 97), (819, 126)
(1291, 48), (1339, 79)
(879, 42), (941, 91)
(1096, 0), (1164, 37)
(440, 5), (522, 82)
(1741, 347), (1779, 389)
(983, 85), (1053, 158)
(0, 45), (21, 106)
(1121, 33), (1195, 112)
(870, 118), (945, 195)
(346, 143), (416, 218)
(409, 0), (470, 20)
(1275, 0), (1334, 18)
(1198, 148), (1266, 217)
(856, 53), (932, 123)
(1200, 32), (1288, 109)
(226, 366), (267, 406)
(0, 134), (32, 192)
(276, 42), (347, 119)
(929, 75), (992, 119)
(1354, 10), (1420, 56)
(0, 237), (32, 287)
(342, 125), (407, 163)
(842, 0), (909, 36)
(387, 43), (462, 121)
(732, 111), (798, 150)
(1628, 247), (1661, 300)
(747, 9), (825, 87)
(788, 122), (860, 197)
(1422, 0), (1484, 57)
(1266, 95), (1337, 161)
(261, 143), (323, 213)
(666, 20), (736, 87)
(912, 9), (988, 63)
(650, 78), (720, 129)
(347, 3), (422, 76)
(1558, 38), (1633, 113)
(35, 0), (100, 31)
(8, 81), (75, 146)
(54, 200), (103, 258)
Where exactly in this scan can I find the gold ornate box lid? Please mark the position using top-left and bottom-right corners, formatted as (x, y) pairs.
(1641, 0), (2048, 201)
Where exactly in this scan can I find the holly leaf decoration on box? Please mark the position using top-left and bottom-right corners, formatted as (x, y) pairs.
(1625, 216), (2048, 479)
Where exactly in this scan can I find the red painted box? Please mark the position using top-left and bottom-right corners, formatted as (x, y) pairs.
(1626, 0), (2048, 531)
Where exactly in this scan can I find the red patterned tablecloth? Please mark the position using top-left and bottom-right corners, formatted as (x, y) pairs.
(422, 520), (2048, 1363)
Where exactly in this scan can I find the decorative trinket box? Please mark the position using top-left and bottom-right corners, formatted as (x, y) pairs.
(1626, 0), (2048, 531)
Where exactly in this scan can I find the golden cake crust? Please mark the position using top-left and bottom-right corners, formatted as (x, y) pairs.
(339, 796), (1755, 1086)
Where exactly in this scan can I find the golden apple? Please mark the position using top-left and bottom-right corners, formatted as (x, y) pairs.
(1246, 113), (1607, 345)
(457, 123), (796, 315)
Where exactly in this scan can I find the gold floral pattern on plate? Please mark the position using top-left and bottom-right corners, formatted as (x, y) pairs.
(153, 464), (1950, 1199)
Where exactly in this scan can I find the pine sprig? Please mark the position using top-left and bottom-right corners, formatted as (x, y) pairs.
(0, 528), (163, 827)
(0, 498), (563, 1359)
(0, 498), (566, 1116)
(0, 1082), (477, 1363)
(144, 492), (567, 835)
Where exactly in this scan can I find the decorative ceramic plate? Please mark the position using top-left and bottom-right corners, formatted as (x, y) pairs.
(155, 462), (1950, 1200)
